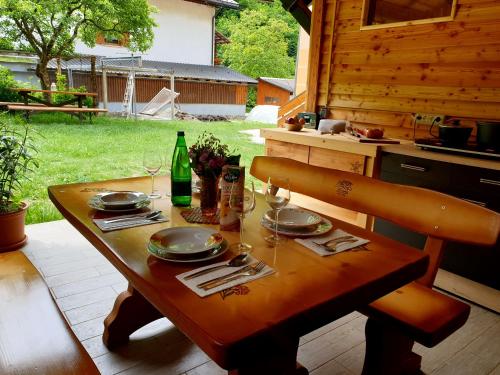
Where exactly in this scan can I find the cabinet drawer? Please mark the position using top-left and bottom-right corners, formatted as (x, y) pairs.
(265, 140), (309, 163)
(309, 147), (366, 174)
(380, 152), (451, 190)
(450, 165), (500, 199)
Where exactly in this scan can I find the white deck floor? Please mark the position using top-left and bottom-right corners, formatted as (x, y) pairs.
(23, 220), (499, 375)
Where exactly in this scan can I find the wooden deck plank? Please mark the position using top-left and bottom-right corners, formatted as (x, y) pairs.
(20, 220), (500, 375)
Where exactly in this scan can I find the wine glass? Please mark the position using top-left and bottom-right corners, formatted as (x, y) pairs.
(264, 177), (290, 245)
(229, 181), (256, 254)
(143, 151), (163, 199)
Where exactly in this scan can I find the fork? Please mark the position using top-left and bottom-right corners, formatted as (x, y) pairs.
(198, 261), (266, 290)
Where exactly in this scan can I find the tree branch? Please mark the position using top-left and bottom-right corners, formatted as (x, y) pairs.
(54, 19), (85, 57)
(13, 18), (42, 55)
(32, 19), (47, 48)
(47, 2), (84, 53)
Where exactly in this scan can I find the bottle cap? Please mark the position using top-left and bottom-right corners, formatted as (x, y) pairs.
(177, 131), (185, 136)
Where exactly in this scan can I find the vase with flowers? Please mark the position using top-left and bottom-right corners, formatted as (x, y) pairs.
(189, 132), (239, 216)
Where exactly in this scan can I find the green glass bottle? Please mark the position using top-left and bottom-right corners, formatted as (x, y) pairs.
(171, 131), (192, 206)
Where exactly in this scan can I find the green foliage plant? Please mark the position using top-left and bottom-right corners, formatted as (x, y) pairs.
(0, 0), (157, 91)
(52, 73), (93, 107)
(0, 66), (22, 102)
(0, 116), (38, 213)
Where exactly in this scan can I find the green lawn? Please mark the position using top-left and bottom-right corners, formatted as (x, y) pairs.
(14, 113), (271, 225)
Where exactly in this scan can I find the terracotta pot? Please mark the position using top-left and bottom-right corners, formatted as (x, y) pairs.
(0, 202), (28, 252)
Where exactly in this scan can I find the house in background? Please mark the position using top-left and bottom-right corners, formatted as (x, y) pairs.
(2, 0), (257, 117)
(74, 0), (239, 66)
(256, 77), (294, 106)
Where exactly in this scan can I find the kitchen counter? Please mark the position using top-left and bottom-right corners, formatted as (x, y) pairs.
(261, 128), (500, 171)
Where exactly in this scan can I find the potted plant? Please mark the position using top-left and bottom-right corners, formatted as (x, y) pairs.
(0, 117), (38, 252)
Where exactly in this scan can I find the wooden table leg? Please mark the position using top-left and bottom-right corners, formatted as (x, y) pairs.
(103, 284), (163, 349)
(228, 337), (309, 375)
(362, 317), (421, 375)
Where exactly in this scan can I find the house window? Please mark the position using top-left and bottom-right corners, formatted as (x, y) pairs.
(265, 96), (279, 105)
(96, 33), (129, 47)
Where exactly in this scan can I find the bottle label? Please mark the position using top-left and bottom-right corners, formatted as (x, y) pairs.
(172, 180), (192, 197)
(220, 166), (245, 231)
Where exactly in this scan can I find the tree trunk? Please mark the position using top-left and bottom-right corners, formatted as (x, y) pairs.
(35, 59), (51, 101)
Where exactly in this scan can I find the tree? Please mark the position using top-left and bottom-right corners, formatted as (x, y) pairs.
(219, 9), (295, 79)
(217, 0), (299, 60)
(0, 0), (156, 90)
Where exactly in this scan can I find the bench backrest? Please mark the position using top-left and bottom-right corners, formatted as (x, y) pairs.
(250, 156), (500, 285)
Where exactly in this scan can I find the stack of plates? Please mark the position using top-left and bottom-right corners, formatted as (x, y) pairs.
(88, 191), (150, 212)
(147, 227), (227, 262)
(261, 208), (332, 237)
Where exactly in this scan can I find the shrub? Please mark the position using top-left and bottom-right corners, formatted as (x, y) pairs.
(0, 66), (21, 102)
(52, 73), (92, 107)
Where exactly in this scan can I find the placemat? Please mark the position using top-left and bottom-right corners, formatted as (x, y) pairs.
(181, 207), (220, 224)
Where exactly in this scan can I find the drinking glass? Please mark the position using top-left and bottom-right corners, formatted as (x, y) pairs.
(229, 181), (256, 254)
(264, 177), (290, 245)
(143, 151), (163, 199)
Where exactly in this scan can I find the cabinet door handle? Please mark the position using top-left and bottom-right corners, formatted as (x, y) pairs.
(400, 163), (427, 172)
(461, 198), (487, 207)
(480, 178), (500, 186)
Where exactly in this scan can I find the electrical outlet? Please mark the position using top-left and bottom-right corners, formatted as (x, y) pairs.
(414, 113), (445, 127)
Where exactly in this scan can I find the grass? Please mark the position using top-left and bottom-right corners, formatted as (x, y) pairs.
(10, 113), (272, 225)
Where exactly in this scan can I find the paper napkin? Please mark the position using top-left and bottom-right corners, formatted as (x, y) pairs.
(295, 229), (369, 257)
(93, 213), (168, 232)
(176, 255), (275, 297)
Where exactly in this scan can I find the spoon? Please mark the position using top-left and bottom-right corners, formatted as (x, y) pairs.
(184, 253), (250, 280)
(104, 210), (162, 224)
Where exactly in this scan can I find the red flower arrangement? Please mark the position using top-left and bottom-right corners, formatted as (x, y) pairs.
(189, 132), (239, 177)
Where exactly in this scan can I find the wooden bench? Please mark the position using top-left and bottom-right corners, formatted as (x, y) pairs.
(0, 251), (100, 375)
(7, 104), (108, 123)
(250, 156), (500, 375)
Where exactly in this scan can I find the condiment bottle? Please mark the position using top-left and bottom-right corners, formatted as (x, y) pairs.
(171, 131), (192, 206)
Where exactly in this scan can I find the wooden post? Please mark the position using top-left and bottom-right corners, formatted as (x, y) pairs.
(90, 56), (97, 108)
(170, 74), (175, 120)
(305, 0), (326, 113)
(102, 68), (108, 111)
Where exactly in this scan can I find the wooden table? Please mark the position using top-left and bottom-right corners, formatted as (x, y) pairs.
(11, 88), (97, 108)
(48, 176), (429, 374)
(9, 88), (104, 123)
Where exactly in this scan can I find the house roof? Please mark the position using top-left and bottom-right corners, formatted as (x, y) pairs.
(184, 0), (239, 9)
(259, 77), (295, 92)
(47, 57), (256, 84)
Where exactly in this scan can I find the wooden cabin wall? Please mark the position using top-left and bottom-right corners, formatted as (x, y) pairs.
(307, 0), (500, 139)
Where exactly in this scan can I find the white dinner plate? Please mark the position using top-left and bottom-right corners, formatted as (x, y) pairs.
(88, 193), (151, 212)
(149, 227), (224, 256)
(98, 191), (148, 208)
(147, 240), (228, 263)
(264, 208), (322, 229)
(260, 216), (333, 237)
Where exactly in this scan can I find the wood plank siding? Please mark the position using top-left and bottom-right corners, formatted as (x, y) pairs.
(307, 0), (500, 139)
(50, 72), (248, 105)
(256, 80), (292, 105)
